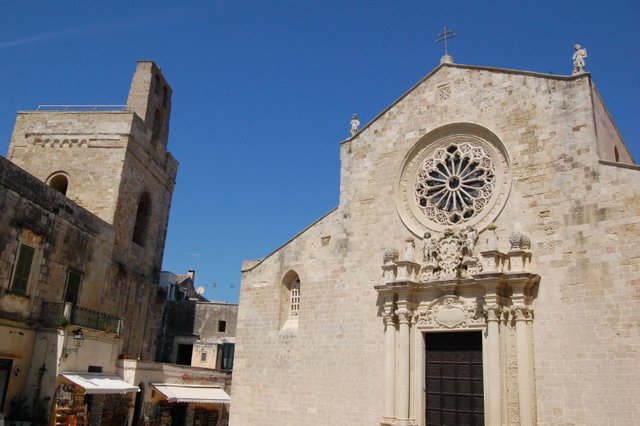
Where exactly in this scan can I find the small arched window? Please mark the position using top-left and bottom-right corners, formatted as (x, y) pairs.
(47, 173), (69, 195)
(290, 283), (300, 317)
(281, 271), (301, 318)
(279, 271), (301, 336)
(614, 146), (620, 162)
(151, 109), (163, 142)
(132, 192), (151, 246)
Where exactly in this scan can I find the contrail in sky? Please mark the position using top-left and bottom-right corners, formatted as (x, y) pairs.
(0, 12), (189, 50)
(0, 27), (92, 49)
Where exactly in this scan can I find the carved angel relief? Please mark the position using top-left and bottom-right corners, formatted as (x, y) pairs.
(416, 295), (484, 329)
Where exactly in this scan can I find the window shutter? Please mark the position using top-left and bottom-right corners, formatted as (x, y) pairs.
(222, 343), (235, 370)
(11, 244), (35, 295)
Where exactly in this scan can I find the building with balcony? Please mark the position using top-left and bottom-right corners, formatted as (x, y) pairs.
(0, 61), (177, 425)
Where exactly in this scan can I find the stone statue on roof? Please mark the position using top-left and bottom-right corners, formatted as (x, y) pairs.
(350, 114), (360, 136)
(572, 44), (587, 74)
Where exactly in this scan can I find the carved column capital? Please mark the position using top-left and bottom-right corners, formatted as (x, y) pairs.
(382, 312), (397, 326)
(483, 303), (502, 322)
(512, 306), (532, 322)
(395, 309), (413, 324)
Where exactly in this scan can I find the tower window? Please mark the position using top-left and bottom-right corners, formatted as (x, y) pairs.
(218, 320), (227, 333)
(48, 173), (69, 195)
(132, 192), (151, 246)
(614, 146), (620, 162)
(151, 109), (163, 142)
(154, 74), (162, 96)
(162, 87), (169, 108)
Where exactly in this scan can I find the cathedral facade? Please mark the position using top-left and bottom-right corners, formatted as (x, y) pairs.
(231, 60), (639, 425)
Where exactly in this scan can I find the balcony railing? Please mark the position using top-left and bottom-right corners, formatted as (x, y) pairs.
(36, 104), (129, 111)
(41, 301), (124, 335)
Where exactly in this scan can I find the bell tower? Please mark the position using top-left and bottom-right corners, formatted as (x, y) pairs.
(126, 61), (172, 152)
(6, 61), (178, 281)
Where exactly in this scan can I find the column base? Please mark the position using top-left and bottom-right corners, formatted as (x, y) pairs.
(393, 418), (417, 426)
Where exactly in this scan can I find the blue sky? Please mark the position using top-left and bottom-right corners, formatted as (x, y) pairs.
(1, 1), (638, 303)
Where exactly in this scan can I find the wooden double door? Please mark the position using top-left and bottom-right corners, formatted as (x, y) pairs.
(425, 331), (484, 426)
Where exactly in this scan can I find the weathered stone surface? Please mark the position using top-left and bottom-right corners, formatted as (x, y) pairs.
(231, 63), (640, 425)
(0, 61), (177, 418)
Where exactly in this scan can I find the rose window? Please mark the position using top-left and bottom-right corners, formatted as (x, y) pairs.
(415, 142), (495, 225)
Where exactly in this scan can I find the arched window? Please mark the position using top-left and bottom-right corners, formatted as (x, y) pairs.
(290, 284), (300, 317)
(47, 173), (69, 195)
(279, 271), (301, 336)
(282, 271), (301, 318)
(614, 146), (620, 162)
(151, 109), (163, 142)
(132, 192), (151, 246)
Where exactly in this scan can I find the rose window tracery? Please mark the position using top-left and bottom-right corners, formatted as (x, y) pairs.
(415, 142), (495, 225)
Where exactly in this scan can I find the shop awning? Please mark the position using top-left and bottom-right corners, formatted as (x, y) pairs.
(60, 373), (139, 394)
(151, 384), (230, 404)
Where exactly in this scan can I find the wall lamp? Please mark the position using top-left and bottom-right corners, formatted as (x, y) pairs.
(62, 329), (85, 358)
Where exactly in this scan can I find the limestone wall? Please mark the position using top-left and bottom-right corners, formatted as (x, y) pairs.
(0, 155), (114, 315)
(591, 85), (634, 164)
(232, 64), (640, 425)
(7, 111), (134, 224)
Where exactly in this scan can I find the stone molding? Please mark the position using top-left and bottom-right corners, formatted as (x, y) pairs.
(375, 225), (539, 426)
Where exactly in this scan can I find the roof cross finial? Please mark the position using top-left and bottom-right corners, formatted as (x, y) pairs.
(436, 26), (456, 64)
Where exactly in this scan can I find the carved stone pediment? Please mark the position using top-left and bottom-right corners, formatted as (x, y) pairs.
(418, 227), (482, 282)
(416, 295), (484, 329)
(381, 225), (534, 285)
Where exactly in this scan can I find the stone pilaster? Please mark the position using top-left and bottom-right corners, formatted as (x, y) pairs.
(394, 307), (413, 425)
(483, 303), (503, 426)
(382, 309), (397, 424)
